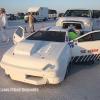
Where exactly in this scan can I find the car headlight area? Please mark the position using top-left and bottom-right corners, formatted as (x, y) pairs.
(0, 61), (66, 85)
(84, 22), (91, 26)
(56, 20), (62, 26)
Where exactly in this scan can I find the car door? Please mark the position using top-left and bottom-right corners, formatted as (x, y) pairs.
(92, 10), (100, 30)
(13, 26), (24, 44)
(71, 30), (100, 62)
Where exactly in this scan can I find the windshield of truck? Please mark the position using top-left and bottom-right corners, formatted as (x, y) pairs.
(26, 31), (66, 42)
(63, 10), (91, 17)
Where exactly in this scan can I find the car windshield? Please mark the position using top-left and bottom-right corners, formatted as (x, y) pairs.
(26, 31), (66, 42)
(63, 10), (91, 17)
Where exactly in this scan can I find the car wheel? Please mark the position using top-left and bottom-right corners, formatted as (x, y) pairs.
(54, 17), (56, 20)
(64, 63), (71, 79)
(25, 20), (27, 23)
(88, 60), (94, 65)
(34, 18), (37, 23)
(43, 17), (46, 21)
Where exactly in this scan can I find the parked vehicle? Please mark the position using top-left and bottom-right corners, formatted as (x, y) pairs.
(15, 14), (21, 20)
(56, 9), (100, 33)
(17, 12), (25, 19)
(9, 14), (16, 20)
(24, 7), (48, 23)
(48, 9), (57, 20)
(1, 22), (100, 85)
(58, 13), (64, 17)
(1, 26), (72, 85)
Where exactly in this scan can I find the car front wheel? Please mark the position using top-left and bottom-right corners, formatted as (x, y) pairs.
(64, 62), (71, 79)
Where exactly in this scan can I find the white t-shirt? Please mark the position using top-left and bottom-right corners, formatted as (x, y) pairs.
(0, 13), (8, 28)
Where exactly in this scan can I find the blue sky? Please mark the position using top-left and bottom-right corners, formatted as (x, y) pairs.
(0, 0), (99, 14)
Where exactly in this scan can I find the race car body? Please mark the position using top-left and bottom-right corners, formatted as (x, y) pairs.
(1, 25), (100, 85)
(71, 30), (100, 62)
(0, 26), (72, 85)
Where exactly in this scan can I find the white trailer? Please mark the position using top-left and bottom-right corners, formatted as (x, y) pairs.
(24, 7), (48, 23)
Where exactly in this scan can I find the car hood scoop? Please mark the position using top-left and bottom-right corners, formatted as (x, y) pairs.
(14, 40), (65, 58)
(14, 41), (42, 56)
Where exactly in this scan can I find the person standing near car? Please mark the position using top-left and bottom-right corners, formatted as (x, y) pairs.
(29, 12), (35, 33)
(0, 8), (10, 42)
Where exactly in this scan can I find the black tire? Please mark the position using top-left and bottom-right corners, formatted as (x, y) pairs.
(25, 20), (27, 23)
(54, 17), (56, 20)
(64, 63), (70, 79)
(34, 18), (37, 23)
(43, 17), (46, 21)
(88, 60), (94, 65)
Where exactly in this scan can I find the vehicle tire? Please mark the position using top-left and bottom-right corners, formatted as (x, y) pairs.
(43, 17), (46, 21)
(54, 17), (56, 20)
(34, 18), (37, 23)
(64, 63), (70, 79)
(25, 20), (27, 23)
(88, 60), (94, 65)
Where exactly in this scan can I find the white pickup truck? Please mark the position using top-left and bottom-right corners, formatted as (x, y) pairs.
(56, 9), (100, 33)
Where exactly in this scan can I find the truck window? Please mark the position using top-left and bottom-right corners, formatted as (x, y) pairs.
(92, 10), (100, 18)
(64, 10), (91, 17)
(78, 34), (92, 42)
(92, 32), (100, 41)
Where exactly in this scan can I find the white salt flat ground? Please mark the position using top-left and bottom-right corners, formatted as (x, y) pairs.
(0, 19), (100, 100)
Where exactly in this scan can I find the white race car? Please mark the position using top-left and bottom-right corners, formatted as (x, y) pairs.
(1, 25), (100, 85)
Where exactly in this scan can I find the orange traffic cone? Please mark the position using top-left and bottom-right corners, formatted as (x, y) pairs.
(42, 24), (44, 28)
(24, 27), (27, 33)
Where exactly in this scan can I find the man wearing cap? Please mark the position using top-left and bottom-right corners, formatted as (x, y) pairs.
(0, 8), (10, 42)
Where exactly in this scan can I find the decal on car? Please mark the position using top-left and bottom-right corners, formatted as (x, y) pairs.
(96, 19), (100, 26)
(65, 36), (69, 42)
(68, 40), (77, 48)
(80, 49), (98, 53)
(72, 54), (100, 62)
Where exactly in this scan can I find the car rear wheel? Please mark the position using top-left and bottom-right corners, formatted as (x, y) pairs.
(54, 17), (56, 20)
(88, 60), (94, 65)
